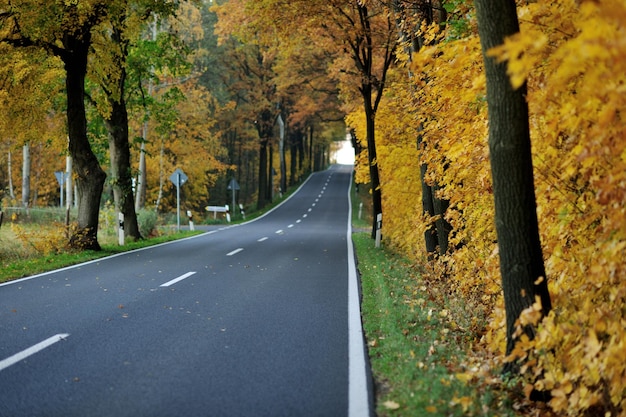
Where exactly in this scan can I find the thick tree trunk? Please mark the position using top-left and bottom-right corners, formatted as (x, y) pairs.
(475, 0), (552, 368)
(106, 98), (142, 240)
(64, 36), (106, 251)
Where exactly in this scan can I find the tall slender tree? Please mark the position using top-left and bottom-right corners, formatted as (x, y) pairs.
(474, 0), (552, 371)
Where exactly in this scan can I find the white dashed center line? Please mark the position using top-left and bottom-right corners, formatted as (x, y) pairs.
(0, 334), (70, 372)
(160, 271), (197, 287)
(226, 248), (244, 256)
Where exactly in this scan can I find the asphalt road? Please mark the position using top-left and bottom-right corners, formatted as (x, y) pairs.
(0, 165), (372, 417)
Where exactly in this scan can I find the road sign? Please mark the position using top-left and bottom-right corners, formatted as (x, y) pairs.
(227, 178), (240, 191)
(54, 171), (69, 208)
(170, 168), (188, 231)
(169, 168), (188, 187)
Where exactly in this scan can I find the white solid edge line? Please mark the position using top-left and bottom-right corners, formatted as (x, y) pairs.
(0, 333), (70, 372)
(346, 170), (371, 417)
(160, 271), (197, 287)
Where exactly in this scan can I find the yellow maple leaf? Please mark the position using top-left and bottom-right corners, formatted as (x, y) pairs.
(382, 400), (400, 410)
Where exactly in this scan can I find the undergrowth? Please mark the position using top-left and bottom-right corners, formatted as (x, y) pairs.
(354, 233), (542, 416)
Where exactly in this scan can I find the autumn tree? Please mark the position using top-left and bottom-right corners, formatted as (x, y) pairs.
(0, 46), (65, 208)
(213, 2), (283, 209)
(474, 0), (552, 370)
(0, 1), (113, 249)
(391, 0), (450, 255)
(223, 0), (397, 236)
(324, 0), (397, 238)
(89, 0), (184, 240)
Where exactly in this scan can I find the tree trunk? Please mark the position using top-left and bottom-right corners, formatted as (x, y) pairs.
(419, 155), (438, 254)
(362, 84), (383, 239)
(66, 154), (73, 211)
(63, 35), (107, 251)
(474, 0), (552, 369)
(8, 149), (15, 200)
(289, 129), (298, 186)
(106, 97), (142, 240)
(257, 138), (268, 209)
(392, 0), (449, 256)
(277, 114), (287, 194)
(21, 143), (30, 208)
(155, 138), (165, 211)
(135, 127), (147, 211)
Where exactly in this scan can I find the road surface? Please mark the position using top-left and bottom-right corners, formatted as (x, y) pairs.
(0, 165), (372, 417)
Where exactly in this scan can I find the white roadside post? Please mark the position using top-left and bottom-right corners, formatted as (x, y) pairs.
(187, 210), (195, 231)
(375, 213), (382, 248)
(118, 212), (125, 246)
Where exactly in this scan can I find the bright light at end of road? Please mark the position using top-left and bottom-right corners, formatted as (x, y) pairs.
(332, 140), (355, 165)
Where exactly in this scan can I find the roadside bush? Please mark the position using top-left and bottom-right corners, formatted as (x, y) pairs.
(10, 223), (70, 255)
(137, 209), (158, 237)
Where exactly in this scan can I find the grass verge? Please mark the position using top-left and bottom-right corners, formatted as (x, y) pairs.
(354, 233), (480, 416)
(352, 188), (522, 416)
(0, 230), (202, 284)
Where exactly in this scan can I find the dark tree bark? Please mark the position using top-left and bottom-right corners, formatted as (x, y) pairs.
(256, 107), (275, 210)
(64, 33), (107, 251)
(346, 3), (396, 239)
(474, 0), (552, 369)
(106, 97), (142, 240)
(102, 23), (142, 241)
(257, 138), (269, 210)
(393, 0), (450, 256)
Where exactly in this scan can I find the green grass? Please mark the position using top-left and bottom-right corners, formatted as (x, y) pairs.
(0, 230), (202, 284)
(354, 234), (525, 416)
(0, 180), (305, 284)
(355, 233), (479, 416)
(351, 183), (520, 416)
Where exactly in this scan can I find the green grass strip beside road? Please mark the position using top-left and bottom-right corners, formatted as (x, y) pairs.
(0, 231), (201, 284)
(353, 232), (521, 417)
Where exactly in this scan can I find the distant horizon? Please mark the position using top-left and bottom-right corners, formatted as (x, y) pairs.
(332, 139), (355, 165)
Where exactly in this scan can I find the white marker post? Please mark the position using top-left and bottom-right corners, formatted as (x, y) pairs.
(118, 212), (125, 246)
(187, 210), (195, 231)
(375, 213), (382, 248)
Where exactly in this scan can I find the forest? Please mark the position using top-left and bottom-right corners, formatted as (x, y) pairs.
(1, 0), (625, 415)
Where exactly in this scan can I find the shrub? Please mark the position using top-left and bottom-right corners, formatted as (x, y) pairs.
(137, 209), (158, 238)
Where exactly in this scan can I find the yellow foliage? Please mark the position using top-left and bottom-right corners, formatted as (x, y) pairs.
(11, 223), (70, 255)
(362, 0), (626, 415)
